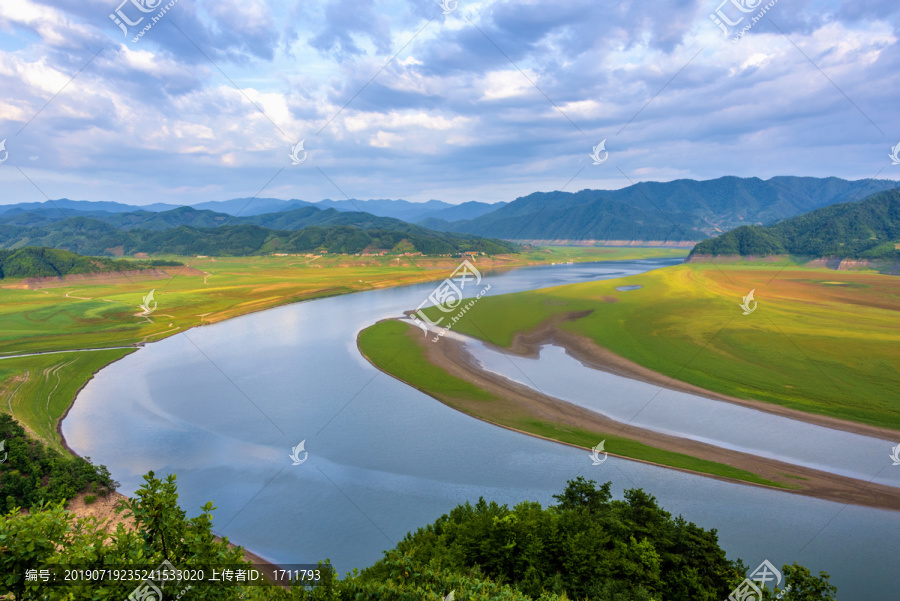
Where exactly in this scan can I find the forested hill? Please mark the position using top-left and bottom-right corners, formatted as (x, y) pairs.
(0, 247), (180, 279)
(689, 189), (900, 260)
(0, 220), (518, 257)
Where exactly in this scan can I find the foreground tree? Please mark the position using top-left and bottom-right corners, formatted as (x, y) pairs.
(0, 472), (839, 600)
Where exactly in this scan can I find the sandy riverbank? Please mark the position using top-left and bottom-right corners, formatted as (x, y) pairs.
(365, 316), (900, 511)
(505, 313), (900, 441)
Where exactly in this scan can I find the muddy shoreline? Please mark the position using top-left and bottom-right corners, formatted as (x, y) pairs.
(361, 317), (900, 512)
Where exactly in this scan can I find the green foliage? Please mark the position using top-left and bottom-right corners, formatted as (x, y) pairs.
(691, 189), (900, 259)
(366, 477), (736, 600)
(0, 247), (178, 280)
(773, 563), (838, 601)
(0, 472), (839, 601)
(360, 477), (839, 601)
(0, 413), (118, 512)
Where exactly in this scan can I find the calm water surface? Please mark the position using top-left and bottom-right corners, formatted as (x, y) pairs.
(464, 341), (900, 487)
(63, 259), (899, 600)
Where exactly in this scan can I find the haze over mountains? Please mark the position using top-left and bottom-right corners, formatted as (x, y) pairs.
(0, 197), (504, 224)
(2, 176), (898, 249)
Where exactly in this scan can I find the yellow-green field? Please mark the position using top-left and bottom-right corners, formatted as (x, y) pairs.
(0, 247), (686, 448)
(435, 260), (900, 430)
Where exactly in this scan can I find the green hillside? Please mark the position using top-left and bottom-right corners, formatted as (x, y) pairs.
(690, 189), (900, 259)
(0, 219), (519, 257)
(0, 247), (179, 279)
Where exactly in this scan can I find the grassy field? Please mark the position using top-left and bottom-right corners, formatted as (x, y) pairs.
(358, 319), (786, 488)
(0, 349), (134, 452)
(0, 246), (686, 449)
(431, 259), (900, 431)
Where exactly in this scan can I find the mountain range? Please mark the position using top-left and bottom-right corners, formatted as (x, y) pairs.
(0, 205), (518, 256)
(0, 197), (504, 223)
(421, 176), (900, 241)
(2, 176), (899, 248)
(2, 176), (897, 243)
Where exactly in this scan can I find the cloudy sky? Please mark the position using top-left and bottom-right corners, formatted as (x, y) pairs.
(1, 0), (899, 207)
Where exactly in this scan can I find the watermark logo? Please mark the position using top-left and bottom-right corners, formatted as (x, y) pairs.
(444, 590), (455, 601)
(590, 440), (608, 465)
(290, 440), (308, 465)
(710, 0), (778, 41)
(889, 143), (900, 166)
(139, 289), (157, 315)
(589, 139), (608, 165)
(410, 259), (491, 342)
(890, 443), (900, 466)
(439, 0), (458, 14)
(289, 140), (308, 165)
(0, 439), (6, 463)
(110, 0), (178, 42)
(127, 559), (191, 601)
(0, 139), (8, 165)
(709, 0), (760, 35)
(727, 559), (792, 601)
(740, 289), (757, 315)
(750, 560), (781, 587)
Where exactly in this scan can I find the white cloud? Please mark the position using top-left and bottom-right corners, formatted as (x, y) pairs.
(0, 0), (898, 205)
(480, 68), (541, 100)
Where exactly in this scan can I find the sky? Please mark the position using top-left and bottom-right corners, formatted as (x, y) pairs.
(1, 0), (899, 207)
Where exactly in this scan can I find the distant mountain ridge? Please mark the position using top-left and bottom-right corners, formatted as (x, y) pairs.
(689, 189), (900, 260)
(2, 176), (897, 243)
(0, 197), (505, 224)
(0, 205), (439, 233)
(0, 207), (519, 257)
(424, 176), (900, 242)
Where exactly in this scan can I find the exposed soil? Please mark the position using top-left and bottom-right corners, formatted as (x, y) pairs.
(502, 313), (900, 440)
(66, 491), (279, 570)
(3, 267), (205, 290)
(364, 316), (900, 511)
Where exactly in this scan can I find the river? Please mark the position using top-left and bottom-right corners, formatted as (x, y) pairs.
(62, 258), (899, 599)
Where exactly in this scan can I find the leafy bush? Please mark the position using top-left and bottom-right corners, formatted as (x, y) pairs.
(0, 414), (118, 512)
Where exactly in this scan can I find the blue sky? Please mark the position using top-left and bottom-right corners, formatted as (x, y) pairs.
(1, 0), (899, 207)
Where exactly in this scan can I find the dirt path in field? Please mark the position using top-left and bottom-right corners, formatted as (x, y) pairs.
(3, 371), (29, 414)
(361, 317), (900, 512)
(44, 359), (76, 432)
(65, 290), (92, 300)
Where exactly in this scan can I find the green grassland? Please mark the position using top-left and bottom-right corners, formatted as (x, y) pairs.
(359, 319), (497, 402)
(358, 319), (786, 488)
(0, 246), (686, 449)
(0, 349), (133, 452)
(428, 260), (900, 431)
